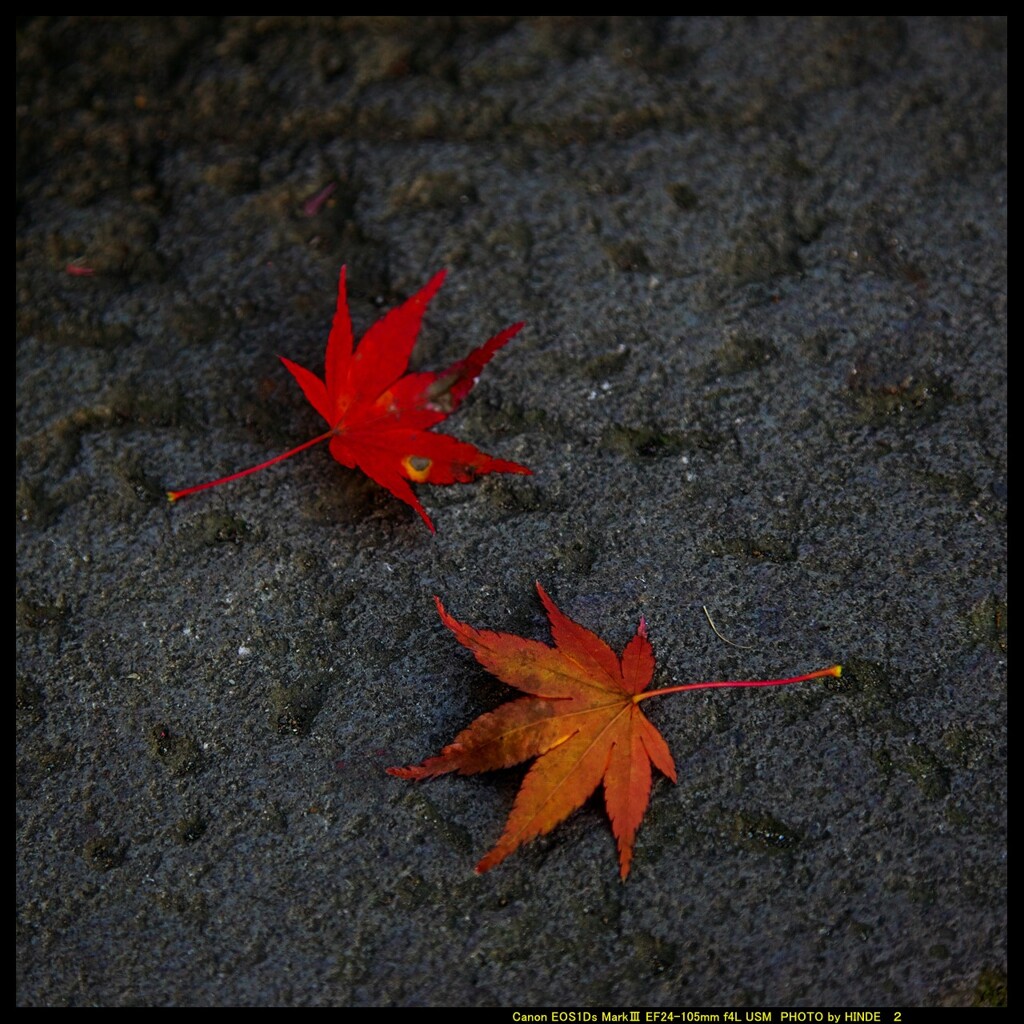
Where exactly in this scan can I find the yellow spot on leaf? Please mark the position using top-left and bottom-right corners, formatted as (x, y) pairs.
(403, 455), (433, 482)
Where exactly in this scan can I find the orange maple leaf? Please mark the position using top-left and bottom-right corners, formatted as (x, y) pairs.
(388, 584), (841, 880)
(168, 267), (530, 531)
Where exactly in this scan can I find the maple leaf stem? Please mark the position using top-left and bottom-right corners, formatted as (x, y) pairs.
(634, 664), (842, 703)
(167, 429), (336, 502)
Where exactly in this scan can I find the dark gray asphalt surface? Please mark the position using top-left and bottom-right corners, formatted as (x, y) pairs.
(17, 17), (1006, 1007)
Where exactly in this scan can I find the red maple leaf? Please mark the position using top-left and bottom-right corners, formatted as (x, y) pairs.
(388, 584), (842, 879)
(168, 267), (530, 531)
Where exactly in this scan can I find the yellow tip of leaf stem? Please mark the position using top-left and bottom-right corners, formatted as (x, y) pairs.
(830, 664), (843, 678)
(167, 491), (181, 503)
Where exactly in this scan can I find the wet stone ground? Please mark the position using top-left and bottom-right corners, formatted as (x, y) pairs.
(17, 17), (1005, 1007)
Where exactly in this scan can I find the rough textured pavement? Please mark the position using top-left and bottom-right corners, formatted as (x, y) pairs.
(17, 17), (1006, 1007)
